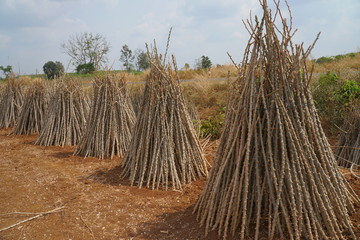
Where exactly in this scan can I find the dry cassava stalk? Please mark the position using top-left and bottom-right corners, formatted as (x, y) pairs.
(35, 78), (89, 146)
(194, 1), (359, 239)
(74, 73), (136, 159)
(336, 106), (360, 168)
(11, 79), (49, 135)
(121, 40), (208, 191)
(0, 77), (24, 128)
(129, 85), (144, 117)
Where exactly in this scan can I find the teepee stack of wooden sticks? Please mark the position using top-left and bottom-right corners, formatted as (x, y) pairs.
(12, 79), (48, 135)
(74, 74), (136, 159)
(35, 78), (89, 146)
(194, 1), (359, 239)
(0, 77), (24, 129)
(121, 40), (208, 190)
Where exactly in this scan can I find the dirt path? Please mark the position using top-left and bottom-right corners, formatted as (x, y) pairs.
(0, 129), (359, 239)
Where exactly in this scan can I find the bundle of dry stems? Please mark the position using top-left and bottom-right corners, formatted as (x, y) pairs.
(194, 1), (359, 239)
(11, 79), (48, 135)
(35, 78), (89, 146)
(336, 106), (360, 168)
(0, 78), (24, 128)
(75, 74), (136, 159)
(121, 40), (208, 190)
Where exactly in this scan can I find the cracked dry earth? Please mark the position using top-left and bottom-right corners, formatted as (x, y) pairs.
(0, 128), (360, 240)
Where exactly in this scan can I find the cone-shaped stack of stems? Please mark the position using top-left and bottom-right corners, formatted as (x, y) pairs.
(121, 43), (208, 191)
(35, 78), (89, 146)
(194, 1), (359, 239)
(12, 80), (48, 135)
(129, 86), (144, 117)
(0, 78), (24, 128)
(75, 74), (136, 159)
(336, 106), (360, 167)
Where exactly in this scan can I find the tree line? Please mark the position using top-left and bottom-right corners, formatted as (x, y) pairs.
(1, 32), (213, 80)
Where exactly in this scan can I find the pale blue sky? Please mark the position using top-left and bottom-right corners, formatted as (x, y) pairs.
(0, 0), (359, 75)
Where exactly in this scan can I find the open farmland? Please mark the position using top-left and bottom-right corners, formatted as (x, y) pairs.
(0, 129), (360, 240)
(0, 45), (360, 240)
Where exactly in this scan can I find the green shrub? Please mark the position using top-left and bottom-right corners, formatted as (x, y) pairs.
(198, 107), (225, 139)
(76, 63), (96, 74)
(346, 52), (356, 58)
(312, 72), (360, 134)
(316, 56), (334, 64)
(43, 61), (64, 79)
(316, 53), (356, 64)
(312, 72), (343, 133)
(336, 79), (360, 105)
(318, 72), (338, 85)
(0, 65), (13, 79)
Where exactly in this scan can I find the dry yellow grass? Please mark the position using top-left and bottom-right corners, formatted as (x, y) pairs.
(311, 52), (360, 73)
(178, 64), (238, 80)
(181, 79), (228, 118)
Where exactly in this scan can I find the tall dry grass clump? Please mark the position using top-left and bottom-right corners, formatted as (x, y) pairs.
(0, 77), (24, 128)
(74, 74), (136, 159)
(194, 1), (359, 239)
(121, 39), (208, 191)
(11, 79), (48, 135)
(35, 78), (89, 146)
(182, 80), (228, 118)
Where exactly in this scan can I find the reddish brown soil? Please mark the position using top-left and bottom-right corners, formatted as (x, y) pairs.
(0, 129), (360, 240)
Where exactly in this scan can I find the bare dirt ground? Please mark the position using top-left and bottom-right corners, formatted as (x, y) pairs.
(0, 128), (360, 240)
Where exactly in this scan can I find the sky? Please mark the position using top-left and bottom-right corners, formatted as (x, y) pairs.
(0, 0), (359, 75)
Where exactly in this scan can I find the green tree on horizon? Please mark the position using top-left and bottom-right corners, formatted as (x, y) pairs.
(120, 44), (135, 71)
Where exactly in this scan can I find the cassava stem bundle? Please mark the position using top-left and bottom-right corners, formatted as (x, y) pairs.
(74, 74), (136, 159)
(35, 78), (89, 146)
(194, 1), (359, 239)
(336, 106), (360, 167)
(121, 39), (208, 191)
(0, 77), (24, 128)
(11, 79), (48, 135)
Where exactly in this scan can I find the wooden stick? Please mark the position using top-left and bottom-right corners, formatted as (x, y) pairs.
(79, 213), (96, 240)
(0, 206), (65, 233)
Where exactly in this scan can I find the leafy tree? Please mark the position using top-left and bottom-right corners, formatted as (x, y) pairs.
(195, 55), (212, 70)
(119, 44), (135, 71)
(43, 61), (64, 79)
(135, 49), (150, 71)
(0, 65), (13, 78)
(76, 63), (96, 74)
(61, 32), (110, 70)
(201, 55), (212, 69)
(183, 63), (190, 70)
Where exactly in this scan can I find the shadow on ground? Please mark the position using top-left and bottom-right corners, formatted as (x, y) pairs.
(133, 206), (237, 240)
(81, 165), (131, 186)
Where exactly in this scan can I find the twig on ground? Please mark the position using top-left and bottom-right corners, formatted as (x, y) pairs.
(79, 212), (96, 240)
(0, 206), (65, 233)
